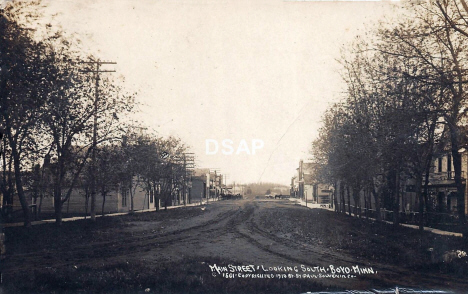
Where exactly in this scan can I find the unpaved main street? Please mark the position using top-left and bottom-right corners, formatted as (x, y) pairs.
(3, 198), (468, 293)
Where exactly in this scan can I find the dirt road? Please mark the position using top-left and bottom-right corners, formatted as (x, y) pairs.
(3, 198), (468, 293)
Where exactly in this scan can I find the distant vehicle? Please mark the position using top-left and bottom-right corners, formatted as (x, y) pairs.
(233, 193), (243, 200)
(221, 193), (243, 200)
(275, 194), (290, 199)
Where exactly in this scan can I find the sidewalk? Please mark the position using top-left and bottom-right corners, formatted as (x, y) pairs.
(289, 197), (463, 237)
(3, 198), (219, 228)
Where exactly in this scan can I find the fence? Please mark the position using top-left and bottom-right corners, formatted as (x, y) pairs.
(340, 204), (459, 226)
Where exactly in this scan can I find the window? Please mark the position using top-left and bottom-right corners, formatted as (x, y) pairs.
(438, 157), (443, 173)
(150, 190), (154, 204)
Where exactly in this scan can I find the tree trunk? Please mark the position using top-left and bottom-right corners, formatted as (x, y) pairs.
(102, 193), (107, 216)
(372, 189), (381, 222)
(11, 145), (31, 227)
(66, 195), (70, 215)
(346, 185), (351, 216)
(368, 188), (372, 213)
(364, 189), (368, 220)
(371, 176), (381, 222)
(415, 172), (423, 231)
(84, 191), (89, 219)
(1, 164), (13, 207)
(421, 152), (433, 229)
(32, 197), (37, 221)
(55, 194), (63, 226)
(38, 193), (43, 219)
(333, 182), (339, 212)
(352, 186), (360, 217)
(393, 170), (400, 226)
(449, 122), (466, 224)
(420, 120), (436, 229)
(340, 182), (345, 214)
(129, 178), (135, 214)
(153, 183), (160, 211)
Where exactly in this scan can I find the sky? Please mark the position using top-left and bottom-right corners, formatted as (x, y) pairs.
(31, 0), (402, 185)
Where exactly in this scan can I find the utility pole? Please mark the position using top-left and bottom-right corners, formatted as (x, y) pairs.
(186, 154), (194, 204)
(214, 170), (217, 200)
(184, 153), (195, 205)
(80, 59), (116, 221)
(182, 154), (186, 206)
(224, 174), (229, 196)
(174, 153), (194, 206)
(209, 168), (220, 202)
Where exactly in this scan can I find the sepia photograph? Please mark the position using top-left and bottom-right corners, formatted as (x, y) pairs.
(1, 0), (468, 293)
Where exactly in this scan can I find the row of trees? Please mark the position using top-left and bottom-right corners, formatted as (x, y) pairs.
(27, 132), (188, 222)
(312, 1), (468, 229)
(1, 1), (189, 226)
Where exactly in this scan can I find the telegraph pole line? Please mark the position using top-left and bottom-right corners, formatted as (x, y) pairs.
(182, 153), (195, 206)
(80, 59), (116, 221)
